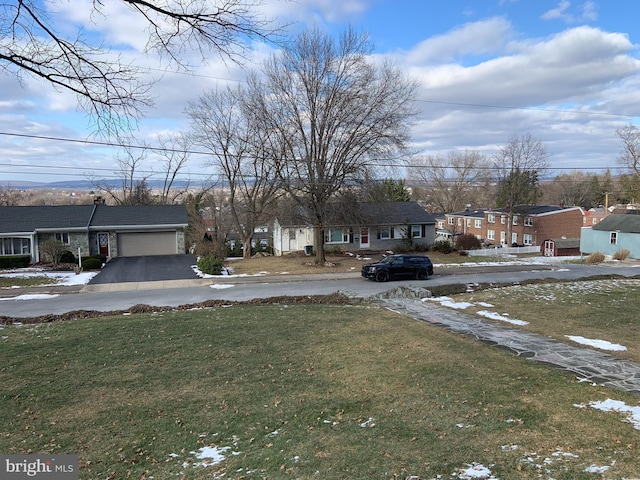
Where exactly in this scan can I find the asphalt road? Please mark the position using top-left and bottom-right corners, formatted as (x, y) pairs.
(2, 263), (639, 319)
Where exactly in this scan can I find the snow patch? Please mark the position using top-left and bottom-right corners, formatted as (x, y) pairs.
(565, 335), (627, 351)
(423, 296), (473, 309)
(210, 284), (235, 290)
(476, 310), (529, 326)
(575, 399), (640, 430)
(0, 293), (60, 301)
(458, 463), (496, 479)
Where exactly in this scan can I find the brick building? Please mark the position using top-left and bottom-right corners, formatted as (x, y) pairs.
(445, 205), (585, 247)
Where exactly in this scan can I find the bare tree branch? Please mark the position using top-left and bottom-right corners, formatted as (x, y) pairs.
(1, 0), (281, 134)
(616, 124), (640, 175)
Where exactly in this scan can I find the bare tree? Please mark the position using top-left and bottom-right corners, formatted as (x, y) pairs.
(540, 171), (596, 208)
(616, 125), (640, 175)
(1, 0), (281, 133)
(91, 141), (154, 204)
(187, 83), (282, 259)
(409, 151), (490, 212)
(0, 184), (21, 205)
(249, 27), (418, 264)
(154, 133), (191, 204)
(493, 133), (549, 244)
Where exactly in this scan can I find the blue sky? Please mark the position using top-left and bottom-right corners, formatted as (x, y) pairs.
(1, 0), (639, 185)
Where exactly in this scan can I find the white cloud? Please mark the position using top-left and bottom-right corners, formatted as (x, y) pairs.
(541, 1), (599, 23)
(405, 17), (512, 64)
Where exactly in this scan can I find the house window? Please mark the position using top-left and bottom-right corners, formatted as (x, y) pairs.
(523, 234), (533, 245)
(379, 227), (391, 240)
(512, 233), (518, 244)
(325, 229), (349, 243)
(1, 237), (31, 255)
(289, 228), (296, 240)
(457, 218), (463, 226)
(487, 230), (495, 240)
(438, 221), (444, 229)
(466, 218), (471, 227)
(410, 225), (422, 238)
(501, 215), (506, 224)
(512, 216), (518, 226)
(448, 217), (454, 225)
(474, 219), (482, 228)
(524, 217), (533, 227)
(592, 218), (597, 224)
(488, 214), (495, 223)
(45, 232), (70, 244)
(610, 232), (617, 245)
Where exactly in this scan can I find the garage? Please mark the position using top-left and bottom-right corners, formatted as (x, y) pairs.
(117, 231), (178, 257)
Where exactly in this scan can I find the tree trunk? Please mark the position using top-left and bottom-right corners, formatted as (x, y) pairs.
(314, 226), (326, 265)
(242, 234), (253, 259)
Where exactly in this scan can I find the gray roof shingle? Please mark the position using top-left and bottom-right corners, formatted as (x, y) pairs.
(592, 213), (640, 233)
(0, 204), (188, 234)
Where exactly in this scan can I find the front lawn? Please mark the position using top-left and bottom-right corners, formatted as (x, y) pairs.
(433, 279), (640, 364)
(1, 303), (639, 479)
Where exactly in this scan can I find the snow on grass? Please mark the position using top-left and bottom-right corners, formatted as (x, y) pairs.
(0, 293), (60, 301)
(575, 399), (640, 430)
(565, 335), (627, 351)
(210, 284), (235, 290)
(457, 463), (497, 479)
(476, 310), (529, 326)
(0, 270), (97, 286)
(191, 446), (231, 467)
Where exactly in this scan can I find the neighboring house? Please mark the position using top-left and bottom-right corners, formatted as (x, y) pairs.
(273, 201), (436, 255)
(580, 212), (640, 259)
(0, 204), (188, 263)
(443, 209), (486, 243)
(583, 207), (608, 227)
(446, 205), (584, 247)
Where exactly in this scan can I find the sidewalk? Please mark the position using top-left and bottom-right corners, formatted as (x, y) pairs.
(381, 299), (640, 397)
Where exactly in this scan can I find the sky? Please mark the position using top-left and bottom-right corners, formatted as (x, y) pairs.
(0, 0), (639, 186)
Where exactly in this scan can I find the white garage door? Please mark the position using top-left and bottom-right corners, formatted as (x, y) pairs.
(118, 231), (177, 257)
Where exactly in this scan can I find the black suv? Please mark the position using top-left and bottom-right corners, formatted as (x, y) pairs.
(361, 254), (434, 282)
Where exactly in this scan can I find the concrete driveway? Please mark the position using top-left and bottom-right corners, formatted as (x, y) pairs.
(88, 254), (200, 284)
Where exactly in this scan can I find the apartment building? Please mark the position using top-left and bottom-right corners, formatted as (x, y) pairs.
(444, 205), (585, 246)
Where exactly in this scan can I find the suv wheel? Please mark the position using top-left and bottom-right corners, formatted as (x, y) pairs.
(375, 270), (389, 282)
(415, 270), (428, 280)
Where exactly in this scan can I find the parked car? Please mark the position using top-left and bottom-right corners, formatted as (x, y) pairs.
(361, 254), (434, 282)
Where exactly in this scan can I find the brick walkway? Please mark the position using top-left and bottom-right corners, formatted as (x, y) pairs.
(381, 299), (640, 397)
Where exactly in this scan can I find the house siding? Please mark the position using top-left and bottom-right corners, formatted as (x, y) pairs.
(581, 227), (640, 259)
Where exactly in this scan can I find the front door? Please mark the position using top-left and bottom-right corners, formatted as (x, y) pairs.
(98, 233), (109, 256)
(359, 228), (370, 248)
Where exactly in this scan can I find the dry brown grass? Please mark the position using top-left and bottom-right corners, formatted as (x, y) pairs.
(227, 250), (474, 276)
(228, 251), (381, 275)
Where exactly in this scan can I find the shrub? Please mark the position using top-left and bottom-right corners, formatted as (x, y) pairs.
(40, 239), (68, 265)
(585, 252), (605, 264)
(226, 241), (243, 258)
(411, 243), (431, 253)
(60, 250), (77, 264)
(431, 240), (453, 253)
(91, 254), (107, 264)
(324, 245), (343, 254)
(197, 256), (225, 275)
(0, 255), (31, 269)
(613, 249), (630, 261)
(81, 257), (103, 270)
(455, 233), (481, 250)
